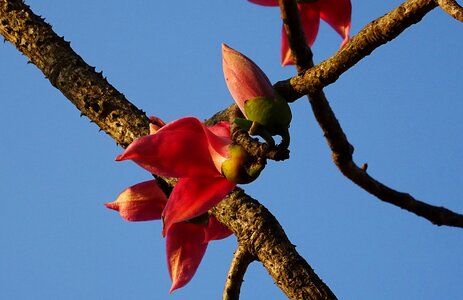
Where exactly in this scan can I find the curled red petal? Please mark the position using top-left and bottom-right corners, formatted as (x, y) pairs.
(203, 215), (233, 242)
(299, 3), (321, 47)
(116, 117), (220, 178)
(204, 121), (231, 172)
(280, 3), (320, 66)
(222, 44), (274, 115)
(318, 0), (352, 47)
(206, 121), (230, 141)
(162, 177), (236, 236)
(280, 25), (294, 66)
(105, 180), (167, 222)
(167, 222), (208, 293)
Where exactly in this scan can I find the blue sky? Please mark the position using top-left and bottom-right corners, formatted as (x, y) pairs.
(1, 1), (462, 299)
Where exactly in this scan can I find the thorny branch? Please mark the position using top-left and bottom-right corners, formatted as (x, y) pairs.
(274, 0), (439, 102)
(222, 244), (255, 300)
(1, 0), (462, 299)
(278, 0), (463, 228)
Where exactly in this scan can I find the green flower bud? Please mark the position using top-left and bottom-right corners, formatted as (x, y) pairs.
(222, 144), (265, 184)
(242, 95), (292, 147)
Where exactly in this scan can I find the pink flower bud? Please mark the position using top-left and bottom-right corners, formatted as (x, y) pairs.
(222, 44), (274, 116)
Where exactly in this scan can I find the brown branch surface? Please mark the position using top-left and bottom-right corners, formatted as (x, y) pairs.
(213, 189), (337, 300)
(0, 0), (149, 147)
(278, 0), (463, 228)
(222, 245), (255, 300)
(0, 1), (335, 299)
(274, 0), (439, 102)
(437, 0), (463, 21)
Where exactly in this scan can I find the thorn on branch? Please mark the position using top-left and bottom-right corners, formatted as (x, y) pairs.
(361, 163), (368, 172)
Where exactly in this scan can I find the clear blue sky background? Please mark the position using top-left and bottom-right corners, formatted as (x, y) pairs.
(1, 1), (462, 299)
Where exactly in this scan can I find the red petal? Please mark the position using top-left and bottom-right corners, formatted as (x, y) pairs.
(248, 0), (279, 6)
(116, 117), (220, 178)
(162, 177), (236, 236)
(299, 3), (321, 47)
(203, 216), (233, 242)
(205, 121), (232, 172)
(206, 121), (230, 141)
(318, 0), (352, 47)
(166, 222), (208, 292)
(280, 25), (293, 66)
(105, 180), (167, 221)
(222, 44), (274, 115)
(280, 4), (320, 66)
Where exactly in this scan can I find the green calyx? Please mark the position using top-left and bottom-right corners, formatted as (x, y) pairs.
(236, 95), (292, 148)
(221, 144), (265, 184)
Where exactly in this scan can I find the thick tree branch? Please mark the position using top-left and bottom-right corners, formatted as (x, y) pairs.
(279, 0), (463, 228)
(437, 0), (463, 21)
(0, 0), (149, 147)
(213, 189), (337, 300)
(274, 0), (439, 102)
(0, 1), (335, 299)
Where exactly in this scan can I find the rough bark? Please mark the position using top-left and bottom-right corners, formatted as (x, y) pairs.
(277, 0), (463, 228)
(274, 0), (439, 102)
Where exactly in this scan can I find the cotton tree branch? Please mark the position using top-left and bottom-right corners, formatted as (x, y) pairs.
(437, 0), (463, 21)
(274, 0), (439, 102)
(213, 189), (337, 300)
(278, 0), (463, 228)
(0, 1), (336, 299)
(0, 1), (149, 148)
(222, 245), (255, 300)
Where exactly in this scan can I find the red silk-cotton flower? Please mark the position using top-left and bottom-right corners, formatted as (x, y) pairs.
(248, 0), (352, 65)
(115, 117), (237, 235)
(105, 180), (232, 292)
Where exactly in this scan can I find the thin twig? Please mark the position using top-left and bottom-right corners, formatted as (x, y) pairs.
(279, 0), (314, 70)
(222, 245), (255, 300)
(437, 0), (463, 21)
(278, 0), (463, 228)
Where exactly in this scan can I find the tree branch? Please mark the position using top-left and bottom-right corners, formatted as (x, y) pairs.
(274, 0), (439, 102)
(437, 0), (463, 21)
(278, 0), (463, 228)
(222, 245), (255, 300)
(0, 0), (336, 299)
(0, 0), (149, 147)
(213, 189), (337, 300)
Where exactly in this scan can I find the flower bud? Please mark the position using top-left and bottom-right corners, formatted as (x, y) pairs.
(221, 144), (264, 184)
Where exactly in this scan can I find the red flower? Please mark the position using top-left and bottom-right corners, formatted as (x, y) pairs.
(106, 180), (233, 292)
(115, 117), (236, 235)
(248, 0), (352, 65)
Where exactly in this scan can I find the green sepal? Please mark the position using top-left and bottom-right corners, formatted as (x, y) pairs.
(243, 95), (292, 147)
(234, 118), (253, 132)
